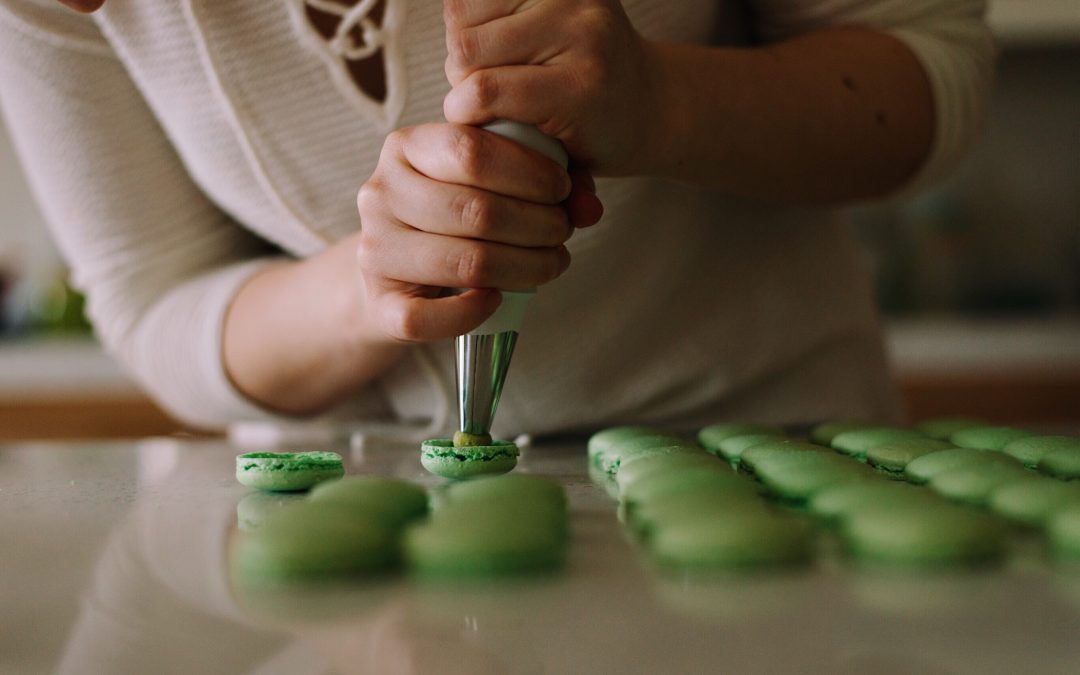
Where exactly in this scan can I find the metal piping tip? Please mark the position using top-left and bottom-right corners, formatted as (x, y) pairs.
(455, 331), (519, 436)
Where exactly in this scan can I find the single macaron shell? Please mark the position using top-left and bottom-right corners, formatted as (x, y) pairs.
(588, 427), (667, 467)
(1046, 505), (1080, 562)
(928, 463), (1033, 506)
(697, 423), (781, 454)
(420, 439), (518, 480)
(831, 428), (930, 460)
(842, 503), (1006, 566)
(236, 451), (345, 492)
(809, 421), (876, 446)
(1038, 447), (1080, 480)
(905, 448), (1018, 485)
(1003, 436), (1080, 468)
(808, 481), (940, 525)
(231, 501), (398, 583)
(988, 477), (1080, 527)
(866, 438), (954, 473)
(308, 476), (429, 529)
(648, 509), (815, 570)
(916, 417), (985, 441)
(950, 426), (1037, 451)
(715, 433), (788, 463)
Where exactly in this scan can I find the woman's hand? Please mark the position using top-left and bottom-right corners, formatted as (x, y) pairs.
(355, 122), (596, 344)
(441, 0), (663, 177)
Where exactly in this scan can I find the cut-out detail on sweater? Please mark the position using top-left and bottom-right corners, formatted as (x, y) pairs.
(286, 0), (407, 130)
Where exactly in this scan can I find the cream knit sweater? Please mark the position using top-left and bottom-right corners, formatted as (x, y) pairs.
(0, 0), (992, 437)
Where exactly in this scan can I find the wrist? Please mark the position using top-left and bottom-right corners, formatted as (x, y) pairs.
(638, 40), (693, 179)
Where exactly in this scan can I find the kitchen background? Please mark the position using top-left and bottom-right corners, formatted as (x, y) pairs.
(1, 0), (1078, 439)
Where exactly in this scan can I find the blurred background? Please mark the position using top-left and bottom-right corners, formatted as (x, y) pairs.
(0, 0), (1077, 439)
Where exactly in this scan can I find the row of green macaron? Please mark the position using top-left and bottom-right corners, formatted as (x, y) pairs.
(232, 473), (568, 584)
(589, 419), (1080, 568)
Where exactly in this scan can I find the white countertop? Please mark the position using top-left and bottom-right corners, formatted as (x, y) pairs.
(3, 438), (1080, 675)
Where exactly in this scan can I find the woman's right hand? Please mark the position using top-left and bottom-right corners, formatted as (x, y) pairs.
(355, 122), (595, 343)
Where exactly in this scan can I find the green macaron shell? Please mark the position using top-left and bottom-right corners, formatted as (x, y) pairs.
(830, 428), (930, 460)
(444, 474), (566, 512)
(615, 452), (717, 495)
(404, 505), (565, 578)
(809, 421), (876, 446)
(231, 501), (398, 583)
(755, 453), (875, 502)
(236, 451), (345, 492)
(950, 426), (1038, 451)
(866, 438), (955, 473)
(808, 481), (940, 525)
(905, 447), (1019, 484)
(621, 465), (756, 509)
(648, 509), (815, 570)
(988, 477), (1080, 527)
(1003, 436), (1080, 468)
(598, 434), (696, 474)
(420, 439), (519, 480)
(1038, 448), (1080, 480)
(697, 423), (782, 454)
(715, 433), (788, 463)
(916, 417), (985, 441)
(1047, 505), (1080, 562)
(587, 427), (666, 466)
(928, 463), (1033, 506)
(628, 490), (768, 539)
(308, 476), (429, 529)
(235, 492), (305, 532)
(842, 503), (1007, 566)
(738, 440), (832, 475)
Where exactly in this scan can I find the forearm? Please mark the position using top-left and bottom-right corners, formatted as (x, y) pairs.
(646, 28), (934, 204)
(223, 234), (407, 416)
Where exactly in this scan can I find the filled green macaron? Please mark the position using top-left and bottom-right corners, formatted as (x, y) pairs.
(420, 438), (518, 480)
(236, 451), (345, 492)
(620, 465), (755, 509)
(615, 452), (719, 496)
(628, 489), (767, 539)
(755, 453), (875, 503)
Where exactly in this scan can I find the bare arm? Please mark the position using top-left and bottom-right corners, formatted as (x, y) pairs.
(646, 29), (933, 203)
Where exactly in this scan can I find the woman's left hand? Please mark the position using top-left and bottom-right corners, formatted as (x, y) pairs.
(442, 0), (663, 177)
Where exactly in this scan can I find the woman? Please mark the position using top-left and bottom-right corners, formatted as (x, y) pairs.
(0, 0), (992, 437)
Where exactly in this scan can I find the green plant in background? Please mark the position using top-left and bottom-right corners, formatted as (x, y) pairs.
(36, 273), (92, 335)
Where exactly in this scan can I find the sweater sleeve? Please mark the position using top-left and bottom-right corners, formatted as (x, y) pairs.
(749, 0), (995, 193)
(0, 0), (292, 429)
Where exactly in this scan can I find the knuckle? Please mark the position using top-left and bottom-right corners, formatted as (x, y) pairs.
(354, 234), (379, 270)
(447, 28), (479, 69)
(540, 249), (567, 283)
(443, 0), (468, 27)
(448, 126), (487, 180)
(454, 191), (493, 238)
(469, 70), (499, 109)
(454, 244), (493, 288)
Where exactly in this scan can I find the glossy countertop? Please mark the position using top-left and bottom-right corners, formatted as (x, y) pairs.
(4, 438), (1080, 675)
